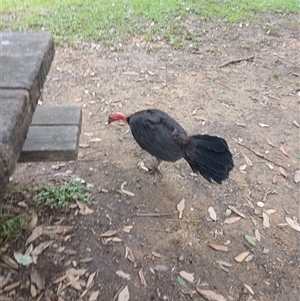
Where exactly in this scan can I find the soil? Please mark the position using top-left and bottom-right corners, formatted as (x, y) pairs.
(1, 14), (300, 301)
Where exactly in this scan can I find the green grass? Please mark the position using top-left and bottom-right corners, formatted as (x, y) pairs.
(1, 0), (299, 47)
(33, 177), (92, 209)
(0, 207), (24, 244)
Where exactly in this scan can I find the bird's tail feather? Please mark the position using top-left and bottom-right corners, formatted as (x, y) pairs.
(184, 135), (234, 184)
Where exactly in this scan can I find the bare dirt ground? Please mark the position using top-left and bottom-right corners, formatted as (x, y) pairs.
(1, 14), (300, 301)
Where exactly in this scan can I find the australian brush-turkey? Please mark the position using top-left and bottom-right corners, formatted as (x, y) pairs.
(108, 109), (234, 184)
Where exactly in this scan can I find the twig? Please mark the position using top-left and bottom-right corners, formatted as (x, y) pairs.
(232, 138), (284, 167)
(219, 55), (254, 68)
(135, 212), (174, 217)
(166, 218), (202, 223)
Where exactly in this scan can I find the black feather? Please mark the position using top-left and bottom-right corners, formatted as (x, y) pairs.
(127, 109), (234, 183)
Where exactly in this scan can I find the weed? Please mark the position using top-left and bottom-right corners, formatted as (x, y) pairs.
(0, 208), (24, 244)
(33, 177), (91, 209)
(1, 0), (298, 47)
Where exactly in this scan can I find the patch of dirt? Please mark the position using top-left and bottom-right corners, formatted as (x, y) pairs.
(2, 15), (300, 301)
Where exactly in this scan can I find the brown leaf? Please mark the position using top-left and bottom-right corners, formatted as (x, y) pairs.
(285, 217), (300, 232)
(99, 230), (118, 238)
(1, 254), (19, 269)
(26, 225), (44, 245)
(116, 285), (129, 301)
(89, 291), (100, 301)
(86, 271), (97, 289)
(196, 288), (227, 301)
(179, 271), (194, 283)
(76, 201), (94, 215)
(139, 268), (147, 287)
(228, 206), (246, 218)
(255, 229), (261, 242)
(177, 198), (185, 219)
(122, 225), (134, 233)
(209, 244), (229, 252)
(292, 120), (299, 128)
(29, 212), (38, 231)
(279, 167), (288, 178)
(116, 270), (131, 280)
(267, 139), (276, 147)
(30, 284), (37, 297)
(294, 170), (300, 184)
(31, 241), (54, 256)
(208, 206), (217, 221)
(272, 175), (277, 184)
(234, 251), (250, 263)
(125, 246), (135, 263)
(224, 216), (241, 224)
(262, 212), (270, 228)
(3, 281), (21, 292)
(279, 146), (289, 157)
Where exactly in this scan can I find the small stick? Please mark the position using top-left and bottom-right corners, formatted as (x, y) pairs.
(232, 138), (284, 168)
(219, 55), (254, 68)
(166, 218), (202, 223)
(135, 212), (174, 217)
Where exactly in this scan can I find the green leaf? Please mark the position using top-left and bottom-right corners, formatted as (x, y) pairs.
(177, 276), (186, 286)
(292, 152), (300, 159)
(245, 234), (256, 247)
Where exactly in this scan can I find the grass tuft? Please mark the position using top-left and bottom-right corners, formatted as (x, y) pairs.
(33, 177), (92, 209)
(1, 0), (299, 48)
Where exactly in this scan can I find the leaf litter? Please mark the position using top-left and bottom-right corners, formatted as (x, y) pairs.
(177, 198), (185, 218)
(208, 206), (218, 221)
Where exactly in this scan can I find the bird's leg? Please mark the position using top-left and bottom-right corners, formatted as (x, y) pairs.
(149, 159), (162, 178)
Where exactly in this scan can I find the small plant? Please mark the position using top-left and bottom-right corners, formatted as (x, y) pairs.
(33, 177), (92, 209)
(0, 208), (24, 244)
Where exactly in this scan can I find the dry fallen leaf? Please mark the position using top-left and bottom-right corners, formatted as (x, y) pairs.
(31, 269), (45, 290)
(26, 225), (44, 245)
(99, 230), (118, 238)
(125, 246), (135, 263)
(177, 198), (185, 219)
(196, 288), (227, 301)
(208, 207), (217, 221)
(224, 216), (241, 224)
(285, 217), (300, 232)
(292, 120), (299, 128)
(179, 271), (194, 283)
(3, 281), (21, 292)
(2, 254), (19, 269)
(228, 206), (246, 218)
(279, 167), (288, 178)
(280, 146), (289, 157)
(266, 209), (276, 215)
(30, 284), (37, 297)
(89, 290), (100, 301)
(294, 170), (300, 184)
(234, 251), (250, 263)
(139, 268), (147, 287)
(122, 225), (134, 233)
(116, 270), (131, 280)
(209, 244), (229, 252)
(267, 139), (275, 147)
(244, 284), (254, 295)
(216, 260), (233, 268)
(262, 212), (270, 228)
(76, 201), (94, 215)
(86, 271), (97, 289)
(272, 175), (277, 184)
(116, 285), (129, 301)
(244, 155), (252, 166)
(255, 229), (261, 242)
(29, 212), (38, 231)
(31, 241), (54, 256)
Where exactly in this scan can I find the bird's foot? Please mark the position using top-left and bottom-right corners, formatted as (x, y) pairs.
(149, 165), (163, 178)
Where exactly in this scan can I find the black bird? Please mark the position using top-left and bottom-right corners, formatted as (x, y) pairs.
(108, 109), (234, 183)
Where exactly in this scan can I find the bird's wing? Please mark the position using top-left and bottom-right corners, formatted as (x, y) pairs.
(129, 110), (186, 162)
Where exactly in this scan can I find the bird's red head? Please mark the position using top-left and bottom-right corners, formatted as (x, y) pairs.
(108, 112), (128, 124)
